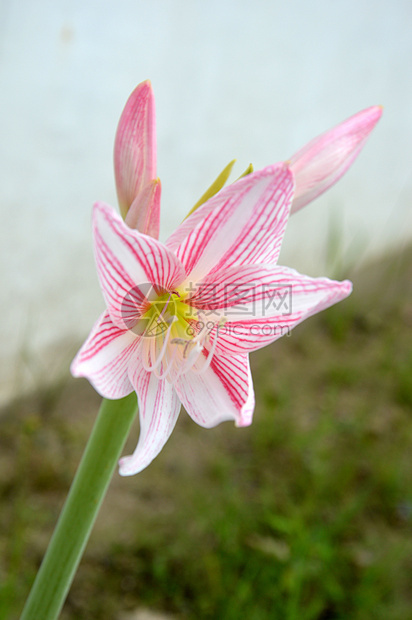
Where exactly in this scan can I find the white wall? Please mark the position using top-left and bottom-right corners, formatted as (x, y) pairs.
(1, 0), (411, 401)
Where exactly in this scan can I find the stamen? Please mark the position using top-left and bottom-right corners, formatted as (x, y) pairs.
(141, 316), (177, 372)
(168, 333), (203, 377)
(171, 337), (196, 359)
(182, 340), (202, 369)
(192, 319), (225, 375)
(136, 289), (225, 382)
(155, 343), (180, 380)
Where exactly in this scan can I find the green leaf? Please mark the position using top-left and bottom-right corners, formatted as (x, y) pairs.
(184, 160), (254, 219)
(237, 162), (254, 179)
(185, 159), (236, 218)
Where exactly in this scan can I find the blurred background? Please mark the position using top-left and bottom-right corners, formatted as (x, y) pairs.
(1, 1), (412, 618)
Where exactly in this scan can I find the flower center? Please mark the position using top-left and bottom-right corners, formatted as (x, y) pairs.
(134, 289), (222, 382)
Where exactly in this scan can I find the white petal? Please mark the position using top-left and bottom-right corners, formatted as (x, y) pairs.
(119, 361), (181, 475)
(202, 267), (353, 355)
(70, 310), (138, 399)
(93, 202), (186, 328)
(168, 164), (294, 281)
(174, 353), (255, 428)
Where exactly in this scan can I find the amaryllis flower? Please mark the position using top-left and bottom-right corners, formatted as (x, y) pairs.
(71, 82), (381, 475)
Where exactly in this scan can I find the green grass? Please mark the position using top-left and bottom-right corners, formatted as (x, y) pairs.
(1, 245), (412, 619)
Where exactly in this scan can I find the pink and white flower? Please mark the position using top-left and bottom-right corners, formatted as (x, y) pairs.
(71, 82), (381, 475)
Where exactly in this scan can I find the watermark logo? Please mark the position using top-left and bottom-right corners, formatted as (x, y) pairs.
(119, 281), (293, 338)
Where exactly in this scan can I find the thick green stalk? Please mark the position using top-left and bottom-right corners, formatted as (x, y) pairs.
(20, 393), (138, 620)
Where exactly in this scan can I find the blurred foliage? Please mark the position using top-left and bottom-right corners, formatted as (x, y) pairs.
(1, 245), (412, 619)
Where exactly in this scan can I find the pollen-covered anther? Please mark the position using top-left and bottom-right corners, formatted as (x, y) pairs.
(170, 337), (197, 359)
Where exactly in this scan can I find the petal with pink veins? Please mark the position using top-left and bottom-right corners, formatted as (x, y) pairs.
(70, 310), (138, 399)
(174, 353), (255, 429)
(290, 106), (383, 214)
(125, 178), (161, 238)
(195, 266), (353, 355)
(168, 164), (294, 282)
(188, 263), (294, 314)
(119, 361), (181, 476)
(93, 202), (186, 328)
(114, 80), (158, 227)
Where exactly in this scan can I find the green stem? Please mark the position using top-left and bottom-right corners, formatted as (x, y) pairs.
(20, 393), (138, 620)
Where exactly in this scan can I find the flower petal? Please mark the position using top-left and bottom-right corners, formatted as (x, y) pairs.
(125, 178), (161, 239)
(290, 106), (382, 214)
(168, 163), (294, 281)
(174, 353), (255, 429)
(70, 310), (138, 399)
(114, 80), (158, 224)
(187, 263), (293, 316)
(93, 202), (186, 328)
(196, 266), (353, 355)
(119, 361), (181, 476)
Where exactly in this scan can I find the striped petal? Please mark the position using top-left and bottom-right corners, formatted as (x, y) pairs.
(197, 266), (353, 355)
(70, 310), (138, 399)
(290, 106), (382, 214)
(175, 353), (255, 429)
(187, 263), (292, 317)
(114, 80), (157, 223)
(125, 178), (161, 239)
(119, 360), (181, 476)
(167, 164), (294, 281)
(93, 202), (186, 329)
